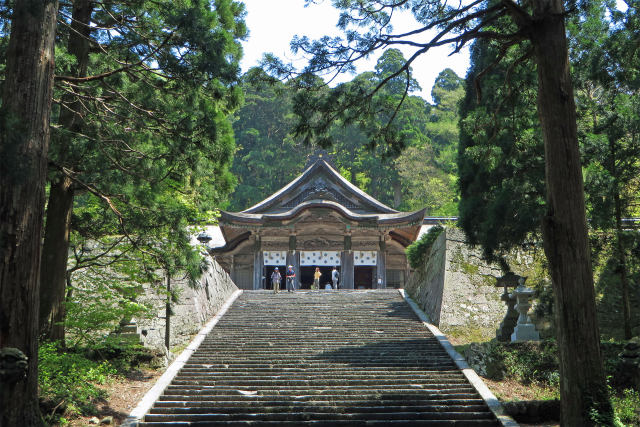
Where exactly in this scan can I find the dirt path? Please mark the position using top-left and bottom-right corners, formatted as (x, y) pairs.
(66, 368), (162, 427)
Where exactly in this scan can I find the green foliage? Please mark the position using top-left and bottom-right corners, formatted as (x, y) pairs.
(457, 35), (545, 263)
(228, 68), (311, 210)
(45, 0), (247, 327)
(462, 338), (638, 422)
(39, 342), (115, 420)
(405, 224), (444, 269)
(571, 1), (640, 339)
(574, 1), (640, 229)
(229, 59), (462, 214)
(591, 231), (640, 340)
(611, 389), (640, 426)
(39, 340), (161, 423)
(394, 68), (462, 214)
(499, 342), (560, 387)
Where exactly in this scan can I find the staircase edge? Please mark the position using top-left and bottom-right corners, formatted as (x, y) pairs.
(398, 289), (519, 427)
(121, 289), (243, 427)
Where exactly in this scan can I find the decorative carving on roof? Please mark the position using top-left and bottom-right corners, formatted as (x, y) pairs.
(297, 237), (343, 250)
(352, 240), (380, 249)
(262, 241), (288, 250)
(283, 178), (358, 209)
(304, 149), (336, 169)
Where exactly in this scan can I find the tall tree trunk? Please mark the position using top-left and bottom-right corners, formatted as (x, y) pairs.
(0, 0), (58, 425)
(392, 179), (402, 209)
(608, 133), (632, 340)
(614, 191), (632, 340)
(165, 274), (171, 351)
(39, 0), (93, 342)
(39, 177), (74, 342)
(531, 0), (612, 424)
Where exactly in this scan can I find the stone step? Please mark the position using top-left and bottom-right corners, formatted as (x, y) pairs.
(169, 382), (468, 388)
(157, 392), (486, 402)
(143, 411), (496, 422)
(139, 291), (500, 426)
(149, 404), (492, 414)
(153, 399), (488, 408)
(173, 373), (465, 380)
(139, 420), (501, 427)
(179, 364), (459, 370)
(177, 368), (463, 374)
(159, 387), (479, 396)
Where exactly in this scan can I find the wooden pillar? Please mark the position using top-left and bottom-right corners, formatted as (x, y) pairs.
(377, 236), (386, 289)
(341, 234), (354, 289)
(230, 254), (235, 284)
(253, 235), (263, 290)
(286, 234), (299, 289)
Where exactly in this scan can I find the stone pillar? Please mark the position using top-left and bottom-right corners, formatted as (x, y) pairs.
(511, 278), (540, 342)
(376, 237), (386, 289)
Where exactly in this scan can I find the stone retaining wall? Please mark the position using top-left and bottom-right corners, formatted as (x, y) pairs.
(405, 228), (505, 335)
(135, 256), (238, 351)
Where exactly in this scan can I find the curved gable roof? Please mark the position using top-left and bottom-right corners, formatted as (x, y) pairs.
(241, 159), (398, 215)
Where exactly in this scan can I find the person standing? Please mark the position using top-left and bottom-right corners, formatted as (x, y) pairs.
(312, 267), (321, 290)
(332, 267), (340, 289)
(286, 265), (296, 292)
(271, 267), (282, 294)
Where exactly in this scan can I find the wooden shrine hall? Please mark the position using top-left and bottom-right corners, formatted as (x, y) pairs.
(211, 156), (426, 290)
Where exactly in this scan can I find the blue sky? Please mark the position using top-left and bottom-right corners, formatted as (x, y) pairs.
(239, 0), (471, 103)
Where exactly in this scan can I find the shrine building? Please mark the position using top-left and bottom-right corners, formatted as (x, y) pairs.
(211, 156), (426, 290)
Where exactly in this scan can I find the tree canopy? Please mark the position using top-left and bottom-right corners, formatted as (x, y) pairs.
(37, 0), (247, 342)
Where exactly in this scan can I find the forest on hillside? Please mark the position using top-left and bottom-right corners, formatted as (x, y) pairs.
(228, 53), (461, 215)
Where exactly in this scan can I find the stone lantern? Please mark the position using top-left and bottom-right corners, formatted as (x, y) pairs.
(510, 276), (540, 342)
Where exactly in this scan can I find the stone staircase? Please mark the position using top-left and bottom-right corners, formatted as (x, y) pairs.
(137, 290), (502, 426)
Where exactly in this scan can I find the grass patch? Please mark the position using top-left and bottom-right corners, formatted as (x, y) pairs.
(444, 324), (495, 346)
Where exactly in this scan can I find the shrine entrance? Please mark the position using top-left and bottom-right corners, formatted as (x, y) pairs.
(300, 265), (333, 290)
(354, 266), (375, 289)
(299, 250), (340, 290)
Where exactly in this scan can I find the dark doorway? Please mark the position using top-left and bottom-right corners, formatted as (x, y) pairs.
(264, 265), (286, 290)
(354, 266), (375, 289)
(300, 266), (334, 290)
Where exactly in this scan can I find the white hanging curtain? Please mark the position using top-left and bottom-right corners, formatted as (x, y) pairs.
(354, 251), (377, 266)
(300, 251), (341, 266)
(263, 251), (286, 266)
